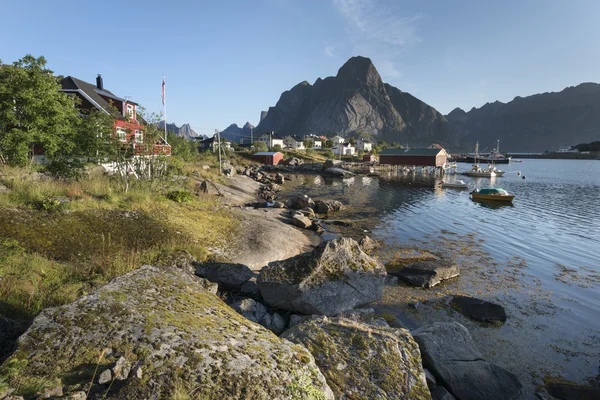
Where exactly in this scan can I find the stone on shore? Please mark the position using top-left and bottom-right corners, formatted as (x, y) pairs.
(257, 237), (387, 316)
(544, 377), (600, 400)
(195, 261), (255, 290)
(359, 235), (379, 253)
(389, 259), (460, 288)
(449, 295), (507, 323)
(314, 199), (345, 214)
(413, 322), (522, 400)
(323, 159), (343, 169)
(282, 317), (431, 399)
(1, 266), (334, 399)
(323, 167), (354, 177)
(292, 213), (313, 229)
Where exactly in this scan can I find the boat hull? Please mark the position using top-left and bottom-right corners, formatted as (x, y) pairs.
(471, 193), (515, 202)
(466, 172), (496, 178)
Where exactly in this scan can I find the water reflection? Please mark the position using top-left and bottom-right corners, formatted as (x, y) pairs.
(471, 198), (514, 209)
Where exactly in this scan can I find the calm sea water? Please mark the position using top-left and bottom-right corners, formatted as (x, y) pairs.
(280, 159), (600, 390)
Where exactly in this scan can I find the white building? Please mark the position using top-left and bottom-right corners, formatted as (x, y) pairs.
(257, 133), (285, 149)
(331, 135), (346, 145)
(333, 144), (355, 156)
(313, 139), (322, 148)
(284, 136), (305, 150)
(356, 138), (373, 152)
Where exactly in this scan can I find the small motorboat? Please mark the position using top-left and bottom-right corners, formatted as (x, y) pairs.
(442, 180), (469, 189)
(471, 188), (515, 202)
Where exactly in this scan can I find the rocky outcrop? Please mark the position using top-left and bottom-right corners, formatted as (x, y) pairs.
(257, 238), (387, 316)
(282, 317), (431, 399)
(157, 121), (201, 139)
(446, 82), (600, 152)
(219, 122), (254, 143)
(388, 259), (460, 288)
(413, 322), (522, 400)
(544, 377), (600, 400)
(449, 295), (507, 323)
(256, 56), (459, 148)
(2, 266), (333, 399)
(314, 199), (345, 214)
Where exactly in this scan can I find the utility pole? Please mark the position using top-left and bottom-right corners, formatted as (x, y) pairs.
(270, 131), (273, 149)
(216, 129), (222, 174)
(251, 127), (253, 145)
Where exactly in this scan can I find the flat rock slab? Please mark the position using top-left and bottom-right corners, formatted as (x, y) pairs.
(546, 380), (600, 400)
(389, 259), (460, 288)
(195, 262), (255, 289)
(449, 295), (507, 323)
(413, 322), (522, 400)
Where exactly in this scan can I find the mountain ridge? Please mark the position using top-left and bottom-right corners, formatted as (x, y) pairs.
(445, 82), (600, 152)
(255, 56), (461, 149)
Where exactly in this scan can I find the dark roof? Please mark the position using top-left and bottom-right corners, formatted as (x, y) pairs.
(379, 148), (443, 156)
(60, 76), (138, 114)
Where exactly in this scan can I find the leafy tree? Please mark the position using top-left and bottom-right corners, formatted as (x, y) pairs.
(303, 139), (313, 149)
(324, 140), (333, 148)
(272, 144), (282, 152)
(253, 142), (268, 152)
(349, 137), (355, 145)
(0, 55), (82, 166)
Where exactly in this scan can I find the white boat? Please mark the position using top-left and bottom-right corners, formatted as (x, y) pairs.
(466, 165), (496, 178)
(487, 164), (505, 176)
(442, 180), (469, 189)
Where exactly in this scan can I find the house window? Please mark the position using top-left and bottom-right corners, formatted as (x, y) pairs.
(127, 104), (134, 119)
(116, 127), (127, 142)
(135, 130), (143, 144)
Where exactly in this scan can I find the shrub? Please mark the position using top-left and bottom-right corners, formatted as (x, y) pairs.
(166, 189), (194, 203)
(34, 197), (63, 212)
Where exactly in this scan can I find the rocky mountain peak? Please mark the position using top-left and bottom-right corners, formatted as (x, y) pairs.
(336, 56), (382, 87)
(243, 122), (254, 130)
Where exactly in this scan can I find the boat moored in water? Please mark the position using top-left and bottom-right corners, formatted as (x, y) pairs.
(471, 188), (515, 202)
(442, 180), (469, 189)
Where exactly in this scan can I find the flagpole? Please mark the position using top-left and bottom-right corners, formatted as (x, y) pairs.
(163, 75), (167, 143)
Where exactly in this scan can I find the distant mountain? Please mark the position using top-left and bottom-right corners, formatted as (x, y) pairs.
(220, 122), (255, 143)
(157, 121), (203, 139)
(446, 83), (600, 152)
(255, 56), (460, 149)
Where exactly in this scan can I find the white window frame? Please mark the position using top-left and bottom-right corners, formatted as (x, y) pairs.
(116, 127), (127, 142)
(135, 130), (143, 144)
(127, 104), (134, 119)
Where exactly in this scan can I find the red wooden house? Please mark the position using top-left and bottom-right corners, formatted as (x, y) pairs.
(60, 75), (171, 156)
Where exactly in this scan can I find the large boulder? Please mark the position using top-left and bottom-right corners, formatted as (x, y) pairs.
(2, 266), (334, 400)
(314, 199), (345, 214)
(413, 322), (522, 400)
(257, 238), (387, 316)
(323, 159), (343, 169)
(291, 214), (313, 229)
(545, 377), (600, 400)
(449, 295), (507, 323)
(195, 261), (255, 290)
(389, 259), (460, 288)
(282, 317), (431, 399)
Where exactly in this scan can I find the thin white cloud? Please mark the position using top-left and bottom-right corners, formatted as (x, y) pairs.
(324, 45), (335, 57)
(332, 0), (423, 48)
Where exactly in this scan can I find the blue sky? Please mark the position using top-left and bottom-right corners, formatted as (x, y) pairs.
(1, 0), (598, 136)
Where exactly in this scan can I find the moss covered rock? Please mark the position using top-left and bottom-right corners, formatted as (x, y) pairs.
(282, 317), (432, 399)
(257, 237), (387, 316)
(3, 266), (334, 399)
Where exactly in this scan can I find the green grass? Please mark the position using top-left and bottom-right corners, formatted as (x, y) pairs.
(0, 162), (238, 322)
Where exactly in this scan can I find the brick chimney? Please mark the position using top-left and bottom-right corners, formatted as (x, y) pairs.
(96, 74), (103, 90)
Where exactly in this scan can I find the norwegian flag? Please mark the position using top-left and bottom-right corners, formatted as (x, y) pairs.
(161, 76), (165, 105)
